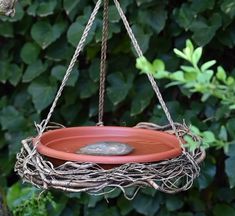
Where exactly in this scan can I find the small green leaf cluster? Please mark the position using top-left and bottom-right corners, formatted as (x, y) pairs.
(7, 183), (55, 216)
(137, 39), (235, 110)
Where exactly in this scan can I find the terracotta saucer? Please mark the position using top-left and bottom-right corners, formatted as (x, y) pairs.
(36, 126), (182, 165)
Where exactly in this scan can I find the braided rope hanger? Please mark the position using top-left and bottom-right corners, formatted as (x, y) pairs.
(36, 0), (182, 146)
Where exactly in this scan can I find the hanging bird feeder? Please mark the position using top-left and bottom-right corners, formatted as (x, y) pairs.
(15, 0), (205, 199)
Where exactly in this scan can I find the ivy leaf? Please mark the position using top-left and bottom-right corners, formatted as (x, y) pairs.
(138, 7), (167, 33)
(22, 60), (46, 82)
(191, 0), (215, 13)
(173, 4), (196, 30)
(131, 80), (154, 116)
(132, 193), (161, 216)
(20, 42), (41, 64)
(0, 62), (10, 83)
(213, 204), (235, 216)
(37, 0), (57, 17)
(8, 64), (22, 86)
(225, 156), (235, 187)
(197, 159), (216, 189)
(67, 22), (95, 47)
(51, 65), (79, 87)
(63, 0), (80, 15)
(107, 72), (133, 105)
(190, 13), (222, 46)
(28, 78), (57, 112)
(0, 22), (13, 37)
(221, 0), (235, 18)
(109, 5), (120, 23)
(166, 196), (184, 211)
(31, 21), (55, 49)
(0, 106), (25, 132)
(132, 25), (152, 54)
(78, 77), (98, 99)
(45, 37), (73, 61)
(31, 21), (66, 49)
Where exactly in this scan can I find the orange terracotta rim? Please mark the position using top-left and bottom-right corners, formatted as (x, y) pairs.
(35, 126), (182, 165)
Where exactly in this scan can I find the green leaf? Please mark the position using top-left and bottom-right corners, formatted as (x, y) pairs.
(0, 62), (11, 83)
(20, 42), (41, 64)
(225, 156), (235, 187)
(27, 1), (39, 16)
(191, 0), (215, 13)
(190, 13), (222, 46)
(109, 5), (120, 23)
(152, 59), (165, 72)
(67, 22), (95, 47)
(221, 0), (235, 18)
(186, 39), (194, 54)
(7, 183), (38, 210)
(37, 0), (57, 17)
(136, 57), (154, 74)
(130, 81), (154, 116)
(22, 60), (46, 82)
(78, 77), (98, 99)
(51, 65), (79, 87)
(216, 66), (227, 82)
(0, 22), (13, 37)
(138, 7), (167, 34)
(202, 131), (216, 143)
(192, 47), (202, 66)
(132, 25), (152, 53)
(197, 159), (216, 189)
(201, 60), (216, 71)
(173, 4), (196, 30)
(213, 204), (235, 216)
(0, 106), (25, 131)
(219, 125), (228, 141)
(31, 21), (66, 49)
(45, 37), (73, 61)
(117, 197), (133, 215)
(63, 0), (80, 15)
(107, 72), (133, 105)
(173, 48), (188, 60)
(132, 193), (161, 216)
(166, 196), (184, 211)
(28, 78), (57, 112)
(8, 64), (22, 86)
(88, 58), (100, 82)
(170, 71), (185, 82)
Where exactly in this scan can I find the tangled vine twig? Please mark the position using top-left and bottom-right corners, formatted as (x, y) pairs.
(15, 122), (205, 200)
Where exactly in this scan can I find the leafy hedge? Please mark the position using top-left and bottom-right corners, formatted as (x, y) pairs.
(0, 0), (235, 215)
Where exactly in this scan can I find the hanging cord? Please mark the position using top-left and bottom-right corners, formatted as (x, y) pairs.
(97, 0), (109, 126)
(112, 0), (183, 147)
(36, 0), (102, 134)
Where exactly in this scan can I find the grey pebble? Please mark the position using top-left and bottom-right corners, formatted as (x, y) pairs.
(77, 142), (134, 156)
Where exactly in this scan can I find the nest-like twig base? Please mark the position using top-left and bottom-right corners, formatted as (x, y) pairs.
(15, 124), (205, 199)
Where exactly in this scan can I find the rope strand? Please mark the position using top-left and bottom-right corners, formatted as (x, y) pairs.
(38, 0), (102, 133)
(97, 0), (109, 126)
(112, 0), (182, 145)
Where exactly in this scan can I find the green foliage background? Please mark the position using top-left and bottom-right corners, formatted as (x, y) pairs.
(0, 0), (235, 215)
